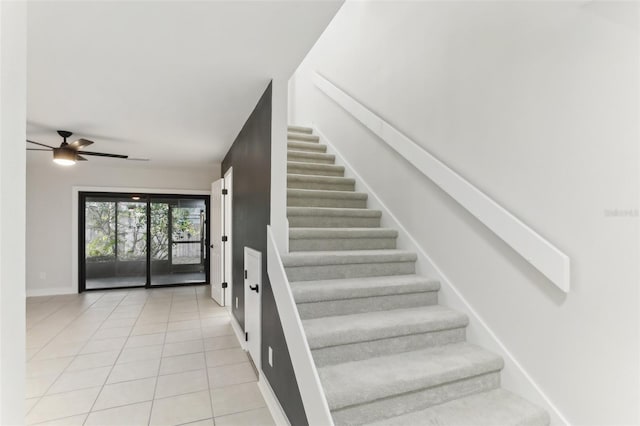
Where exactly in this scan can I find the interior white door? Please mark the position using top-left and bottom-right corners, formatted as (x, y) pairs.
(223, 168), (233, 310)
(244, 247), (262, 369)
(210, 178), (225, 306)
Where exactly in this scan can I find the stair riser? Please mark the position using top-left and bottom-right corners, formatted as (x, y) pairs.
(313, 328), (466, 367)
(287, 153), (335, 165)
(287, 180), (355, 192)
(297, 291), (437, 320)
(331, 372), (501, 425)
(287, 142), (327, 153)
(290, 237), (396, 252)
(288, 165), (344, 177)
(288, 216), (381, 228)
(288, 197), (367, 209)
(285, 261), (415, 282)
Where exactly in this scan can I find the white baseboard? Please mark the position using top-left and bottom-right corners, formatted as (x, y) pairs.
(26, 286), (76, 297)
(230, 313), (246, 350)
(258, 371), (291, 426)
(316, 126), (568, 426)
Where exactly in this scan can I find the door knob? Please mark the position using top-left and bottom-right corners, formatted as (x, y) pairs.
(250, 284), (259, 293)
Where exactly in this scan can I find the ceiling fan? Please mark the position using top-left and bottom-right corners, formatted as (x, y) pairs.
(26, 130), (129, 166)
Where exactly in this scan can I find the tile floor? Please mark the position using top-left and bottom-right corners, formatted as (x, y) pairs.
(26, 286), (276, 426)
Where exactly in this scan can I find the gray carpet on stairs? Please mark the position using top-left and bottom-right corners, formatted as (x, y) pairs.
(283, 125), (549, 426)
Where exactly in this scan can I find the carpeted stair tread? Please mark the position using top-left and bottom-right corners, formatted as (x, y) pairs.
(304, 305), (468, 349)
(287, 174), (355, 189)
(289, 227), (397, 240)
(288, 150), (336, 164)
(288, 125), (313, 134)
(287, 141), (327, 152)
(288, 161), (345, 175)
(369, 388), (550, 426)
(281, 249), (417, 267)
(287, 206), (381, 218)
(288, 188), (367, 200)
(319, 342), (504, 411)
(288, 132), (320, 142)
(291, 274), (439, 303)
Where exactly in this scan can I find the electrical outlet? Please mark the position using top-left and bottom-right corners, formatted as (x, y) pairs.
(268, 346), (273, 367)
(235, 297), (238, 309)
(39, 272), (46, 280)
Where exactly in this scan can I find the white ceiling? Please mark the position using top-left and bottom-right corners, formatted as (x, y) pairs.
(27, 1), (342, 167)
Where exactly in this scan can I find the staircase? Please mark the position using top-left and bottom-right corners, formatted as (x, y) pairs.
(282, 125), (550, 426)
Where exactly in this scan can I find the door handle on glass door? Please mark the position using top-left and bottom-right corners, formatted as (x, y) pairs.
(250, 284), (259, 293)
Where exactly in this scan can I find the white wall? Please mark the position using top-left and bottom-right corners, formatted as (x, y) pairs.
(26, 160), (218, 296)
(0, 0), (27, 423)
(290, 2), (639, 425)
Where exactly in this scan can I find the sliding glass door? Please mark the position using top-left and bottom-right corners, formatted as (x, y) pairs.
(80, 192), (209, 291)
(149, 198), (207, 286)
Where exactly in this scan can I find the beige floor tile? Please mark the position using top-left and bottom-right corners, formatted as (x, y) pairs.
(80, 337), (127, 355)
(210, 382), (265, 417)
(34, 414), (88, 426)
(47, 366), (111, 395)
(167, 319), (201, 332)
(159, 352), (206, 376)
(26, 397), (40, 414)
(92, 326), (132, 340)
(66, 351), (119, 372)
(93, 377), (157, 411)
(85, 401), (152, 426)
(207, 362), (257, 388)
(214, 407), (275, 426)
(168, 311), (200, 322)
(131, 322), (167, 336)
(183, 418), (214, 426)
(205, 348), (247, 368)
(125, 332), (165, 348)
(32, 341), (85, 361)
(117, 344), (163, 364)
(100, 317), (138, 329)
(163, 339), (204, 357)
(155, 369), (209, 399)
(107, 358), (160, 384)
(27, 357), (74, 378)
(165, 328), (203, 344)
(203, 335), (240, 351)
(26, 386), (101, 424)
(26, 374), (58, 398)
(202, 324), (233, 338)
(149, 390), (212, 426)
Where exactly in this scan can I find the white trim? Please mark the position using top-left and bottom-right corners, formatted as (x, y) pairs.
(230, 311), (246, 351)
(266, 226), (334, 426)
(26, 287), (76, 298)
(71, 185), (211, 295)
(258, 370), (291, 426)
(316, 127), (569, 426)
(314, 72), (570, 293)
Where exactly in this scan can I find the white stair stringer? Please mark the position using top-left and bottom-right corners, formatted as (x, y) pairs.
(281, 125), (550, 426)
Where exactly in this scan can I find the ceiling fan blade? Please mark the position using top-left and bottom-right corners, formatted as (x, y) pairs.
(80, 151), (128, 159)
(26, 139), (55, 149)
(27, 148), (52, 151)
(68, 138), (94, 150)
(126, 157), (150, 162)
(76, 155), (88, 161)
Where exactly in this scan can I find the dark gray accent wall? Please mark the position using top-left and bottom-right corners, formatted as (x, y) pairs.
(221, 82), (308, 426)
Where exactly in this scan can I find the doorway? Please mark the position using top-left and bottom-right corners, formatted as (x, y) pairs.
(79, 192), (210, 291)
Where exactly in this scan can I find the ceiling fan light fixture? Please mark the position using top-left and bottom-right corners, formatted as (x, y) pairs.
(53, 148), (76, 166)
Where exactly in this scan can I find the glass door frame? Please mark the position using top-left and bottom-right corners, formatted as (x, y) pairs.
(78, 191), (210, 292)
